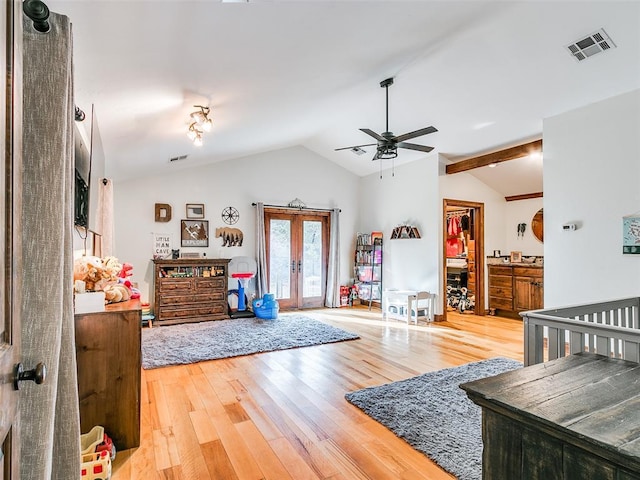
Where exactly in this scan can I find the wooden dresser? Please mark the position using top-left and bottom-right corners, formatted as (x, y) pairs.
(462, 353), (640, 479)
(152, 258), (230, 325)
(488, 264), (543, 318)
(75, 299), (141, 451)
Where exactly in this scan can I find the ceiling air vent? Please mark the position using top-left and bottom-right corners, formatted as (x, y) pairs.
(566, 28), (616, 62)
(169, 154), (189, 162)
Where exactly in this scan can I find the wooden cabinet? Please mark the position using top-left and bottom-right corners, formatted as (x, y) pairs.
(75, 299), (141, 451)
(488, 264), (543, 318)
(513, 266), (543, 311)
(153, 258), (230, 325)
(462, 353), (640, 479)
(488, 265), (513, 311)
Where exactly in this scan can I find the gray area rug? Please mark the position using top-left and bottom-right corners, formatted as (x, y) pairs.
(142, 314), (359, 369)
(345, 357), (522, 480)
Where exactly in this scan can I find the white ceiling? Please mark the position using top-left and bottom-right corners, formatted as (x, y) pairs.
(45, 1), (640, 196)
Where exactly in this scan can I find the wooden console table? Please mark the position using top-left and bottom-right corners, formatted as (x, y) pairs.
(75, 299), (141, 451)
(461, 353), (640, 479)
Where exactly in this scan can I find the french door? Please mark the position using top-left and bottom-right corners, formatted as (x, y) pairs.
(264, 209), (329, 310)
(1, 1), (22, 477)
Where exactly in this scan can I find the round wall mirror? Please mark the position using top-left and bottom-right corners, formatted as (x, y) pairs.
(531, 208), (543, 243)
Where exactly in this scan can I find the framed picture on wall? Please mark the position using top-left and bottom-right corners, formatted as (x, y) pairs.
(510, 251), (522, 263)
(186, 203), (205, 219)
(181, 220), (209, 247)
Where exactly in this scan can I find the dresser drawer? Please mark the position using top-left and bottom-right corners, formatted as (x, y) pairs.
(489, 286), (513, 298)
(159, 294), (191, 306)
(490, 296), (514, 310)
(513, 267), (542, 278)
(159, 303), (226, 320)
(489, 266), (512, 276)
(192, 291), (226, 303)
(159, 278), (192, 292)
(195, 277), (226, 289)
(489, 275), (512, 289)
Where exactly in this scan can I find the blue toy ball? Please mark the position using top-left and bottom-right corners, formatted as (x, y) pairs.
(252, 293), (279, 320)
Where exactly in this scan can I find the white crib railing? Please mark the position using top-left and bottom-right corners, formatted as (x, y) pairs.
(521, 297), (640, 366)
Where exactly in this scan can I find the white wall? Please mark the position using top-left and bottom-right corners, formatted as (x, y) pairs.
(113, 146), (360, 303)
(358, 157), (441, 308)
(439, 166), (508, 310)
(544, 88), (640, 307)
(504, 198), (544, 256)
(356, 155), (542, 315)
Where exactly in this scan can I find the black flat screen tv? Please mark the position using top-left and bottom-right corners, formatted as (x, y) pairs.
(74, 105), (105, 232)
(74, 122), (90, 228)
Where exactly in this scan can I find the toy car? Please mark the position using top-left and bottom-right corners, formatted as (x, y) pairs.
(81, 450), (111, 480)
(81, 425), (116, 460)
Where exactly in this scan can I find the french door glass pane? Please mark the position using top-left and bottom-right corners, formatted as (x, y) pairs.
(302, 220), (322, 297)
(269, 219), (291, 299)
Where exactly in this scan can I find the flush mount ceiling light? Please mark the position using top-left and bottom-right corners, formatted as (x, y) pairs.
(186, 105), (212, 146)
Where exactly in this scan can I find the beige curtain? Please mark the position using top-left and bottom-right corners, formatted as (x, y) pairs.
(22, 12), (81, 480)
(324, 208), (341, 307)
(97, 178), (114, 256)
(255, 202), (268, 297)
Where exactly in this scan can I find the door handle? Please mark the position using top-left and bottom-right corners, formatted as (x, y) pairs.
(13, 362), (46, 390)
(298, 260), (302, 272)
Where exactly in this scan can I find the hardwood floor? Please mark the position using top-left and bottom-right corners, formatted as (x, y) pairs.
(112, 308), (523, 480)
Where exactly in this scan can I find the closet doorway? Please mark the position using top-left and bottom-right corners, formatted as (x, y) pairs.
(443, 199), (485, 321)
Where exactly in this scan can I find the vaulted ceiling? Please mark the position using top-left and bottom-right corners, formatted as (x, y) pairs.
(45, 1), (640, 197)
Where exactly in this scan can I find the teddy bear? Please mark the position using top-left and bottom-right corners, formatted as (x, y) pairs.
(74, 256), (136, 303)
(74, 256), (112, 292)
(103, 283), (131, 303)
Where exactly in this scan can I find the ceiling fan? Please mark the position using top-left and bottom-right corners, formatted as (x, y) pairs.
(336, 77), (438, 161)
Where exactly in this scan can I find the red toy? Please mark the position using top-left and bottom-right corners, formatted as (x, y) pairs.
(117, 263), (140, 299)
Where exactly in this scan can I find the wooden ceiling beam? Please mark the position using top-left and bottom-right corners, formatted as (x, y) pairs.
(445, 139), (543, 175)
(505, 192), (543, 202)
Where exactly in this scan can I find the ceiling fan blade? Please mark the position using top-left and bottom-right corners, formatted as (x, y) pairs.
(393, 126), (438, 143)
(397, 142), (434, 153)
(360, 128), (386, 142)
(334, 143), (377, 151)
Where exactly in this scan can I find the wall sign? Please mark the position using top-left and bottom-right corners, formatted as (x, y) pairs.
(155, 203), (172, 222)
(153, 233), (172, 259)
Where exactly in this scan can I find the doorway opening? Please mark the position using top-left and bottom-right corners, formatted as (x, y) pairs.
(442, 199), (485, 321)
(264, 208), (329, 310)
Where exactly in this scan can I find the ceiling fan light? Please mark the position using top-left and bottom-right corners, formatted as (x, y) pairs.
(187, 122), (202, 140)
(201, 118), (213, 132)
(193, 134), (203, 147)
(378, 148), (397, 160)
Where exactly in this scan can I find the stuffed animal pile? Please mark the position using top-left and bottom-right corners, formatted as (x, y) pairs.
(74, 256), (140, 304)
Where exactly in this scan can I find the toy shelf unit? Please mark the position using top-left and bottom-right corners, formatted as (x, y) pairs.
(153, 258), (230, 325)
(354, 232), (382, 309)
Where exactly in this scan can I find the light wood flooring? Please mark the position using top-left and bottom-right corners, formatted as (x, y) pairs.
(112, 308), (523, 480)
